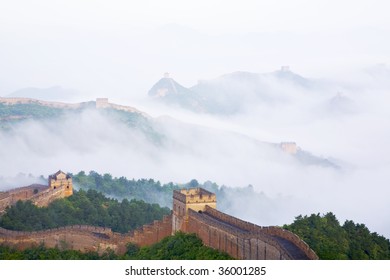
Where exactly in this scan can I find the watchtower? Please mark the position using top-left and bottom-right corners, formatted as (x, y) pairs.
(48, 170), (73, 197)
(172, 188), (216, 233)
(280, 142), (298, 154)
(281, 65), (290, 72)
(96, 98), (109, 109)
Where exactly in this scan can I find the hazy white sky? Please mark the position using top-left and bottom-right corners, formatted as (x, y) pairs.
(1, 0), (389, 33)
(1, 0), (390, 98)
(1, 0), (390, 236)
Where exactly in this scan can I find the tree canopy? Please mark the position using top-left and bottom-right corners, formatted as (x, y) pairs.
(284, 212), (390, 260)
(0, 189), (170, 233)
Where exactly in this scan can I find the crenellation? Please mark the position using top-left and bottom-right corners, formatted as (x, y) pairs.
(0, 170), (73, 215)
(280, 142), (299, 154)
(0, 97), (81, 109)
(176, 188), (317, 259)
(0, 182), (317, 259)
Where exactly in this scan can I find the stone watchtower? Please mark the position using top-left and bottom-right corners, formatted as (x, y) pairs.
(48, 170), (73, 197)
(172, 188), (216, 233)
(96, 98), (109, 109)
(280, 142), (298, 154)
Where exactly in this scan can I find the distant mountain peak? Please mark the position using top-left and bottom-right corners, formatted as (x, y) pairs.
(148, 68), (314, 115)
(148, 73), (192, 98)
(267, 66), (310, 87)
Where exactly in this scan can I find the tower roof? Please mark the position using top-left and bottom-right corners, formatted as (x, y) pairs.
(49, 170), (71, 180)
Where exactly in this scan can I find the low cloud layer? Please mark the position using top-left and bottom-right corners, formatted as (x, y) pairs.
(1, 66), (389, 238)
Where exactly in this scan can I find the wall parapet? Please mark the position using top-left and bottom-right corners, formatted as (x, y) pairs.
(173, 188), (216, 204)
(0, 225), (113, 238)
(1, 183), (317, 259)
(0, 214), (173, 255)
(203, 206), (263, 233)
(259, 226), (318, 260)
(0, 97), (82, 109)
(188, 207), (317, 260)
(187, 209), (295, 259)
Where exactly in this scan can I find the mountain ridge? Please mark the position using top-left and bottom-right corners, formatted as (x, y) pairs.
(148, 67), (315, 114)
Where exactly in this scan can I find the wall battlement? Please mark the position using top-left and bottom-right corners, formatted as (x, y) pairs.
(94, 98), (150, 118)
(0, 97), (82, 109)
(173, 188), (216, 204)
(0, 97), (148, 118)
(187, 206), (318, 260)
(173, 187), (318, 260)
(280, 142), (298, 154)
(0, 182), (317, 259)
(0, 215), (172, 255)
(0, 171), (72, 215)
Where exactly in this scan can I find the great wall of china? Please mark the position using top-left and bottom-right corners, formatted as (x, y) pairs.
(0, 97), (148, 117)
(0, 172), (318, 259)
(0, 171), (73, 215)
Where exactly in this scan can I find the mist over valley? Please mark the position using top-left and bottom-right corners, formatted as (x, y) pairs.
(1, 0), (389, 243)
(1, 65), (389, 238)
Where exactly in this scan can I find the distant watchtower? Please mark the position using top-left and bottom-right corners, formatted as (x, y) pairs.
(172, 188), (216, 233)
(48, 170), (73, 197)
(280, 142), (298, 154)
(281, 66), (290, 72)
(96, 98), (109, 109)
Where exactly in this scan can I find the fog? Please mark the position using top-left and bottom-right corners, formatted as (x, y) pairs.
(1, 68), (390, 237)
(1, 1), (390, 237)
(1, 1), (390, 99)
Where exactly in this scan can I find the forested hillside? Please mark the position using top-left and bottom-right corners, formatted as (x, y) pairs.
(284, 213), (390, 260)
(0, 232), (233, 260)
(1, 171), (390, 260)
(72, 171), (178, 207)
(71, 171), (265, 210)
(0, 189), (170, 233)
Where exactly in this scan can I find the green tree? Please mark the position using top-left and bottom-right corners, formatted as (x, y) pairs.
(284, 212), (390, 260)
(0, 189), (170, 233)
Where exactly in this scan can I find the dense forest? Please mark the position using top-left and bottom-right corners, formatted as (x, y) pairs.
(0, 102), (160, 142)
(0, 103), (64, 119)
(71, 170), (263, 210)
(284, 212), (390, 260)
(0, 189), (170, 233)
(127, 232), (233, 260)
(1, 170), (390, 259)
(72, 171), (179, 208)
(0, 232), (232, 260)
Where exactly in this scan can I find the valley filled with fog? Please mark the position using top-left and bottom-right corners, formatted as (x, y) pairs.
(1, 0), (389, 238)
(1, 66), (389, 238)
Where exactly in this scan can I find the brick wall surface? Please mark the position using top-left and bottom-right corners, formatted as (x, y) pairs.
(0, 183), (317, 259)
(185, 207), (317, 260)
(0, 215), (172, 255)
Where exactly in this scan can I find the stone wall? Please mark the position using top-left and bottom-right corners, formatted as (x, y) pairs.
(0, 183), (317, 259)
(30, 186), (70, 207)
(126, 214), (172, 248)
(0, 225), (121, 254)
(280, 142), (298, 154)
(0, 97), (82, 109)
(0, 215), (172, 255)
(187, 209), (291, 259)
(202, 205), (264, 233)
(185, 207), (318, 260)
(200, 206), (317, 259)
(0, 184), (71, 214)
(0, 97), (148, 117)
(0, 184), (48, 215)
(259, 226), (318, 260)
